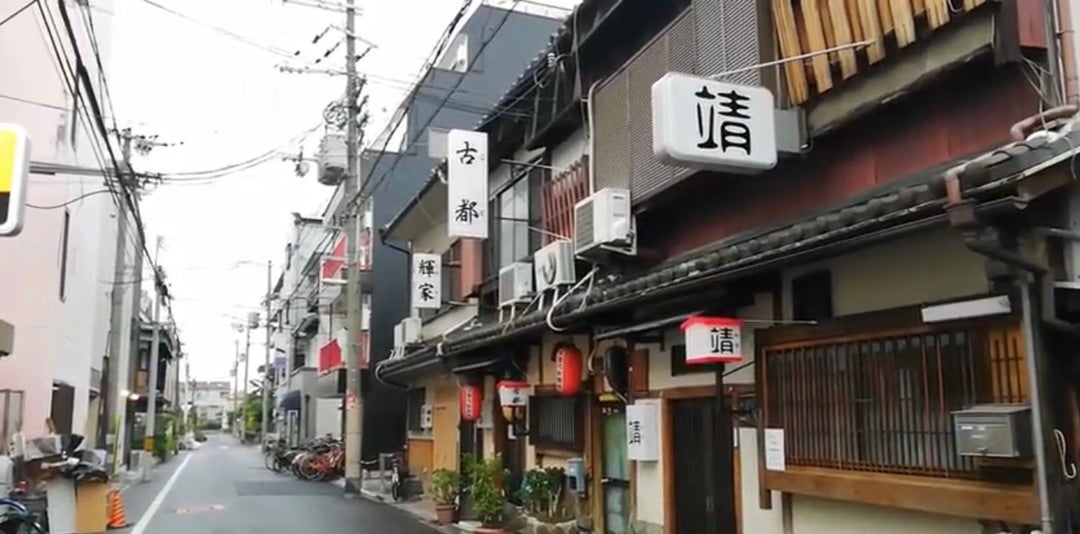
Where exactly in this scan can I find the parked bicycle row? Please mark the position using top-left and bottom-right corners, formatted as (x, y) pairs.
(262, 435), (344, 482)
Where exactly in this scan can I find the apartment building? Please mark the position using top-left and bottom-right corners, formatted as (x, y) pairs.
(0, 0), (137, 451)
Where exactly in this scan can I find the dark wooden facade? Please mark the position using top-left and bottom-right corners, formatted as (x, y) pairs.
(640, 63), (1042, 260)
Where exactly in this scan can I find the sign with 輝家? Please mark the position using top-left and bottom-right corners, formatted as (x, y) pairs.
(411, 253), (442, 309)
(680, 316), (745, 365)
(0, 124), (30, 237)
(446, 129), (489, 239)
(626, 400), (660, 462)
(651, 72), (777, 173)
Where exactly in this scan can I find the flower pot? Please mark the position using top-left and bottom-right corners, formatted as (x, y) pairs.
(435, 503), (457, 525)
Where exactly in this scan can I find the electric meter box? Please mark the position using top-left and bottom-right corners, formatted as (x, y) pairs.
(566, 457), (586, 493)
(952, 404), (1032, 458)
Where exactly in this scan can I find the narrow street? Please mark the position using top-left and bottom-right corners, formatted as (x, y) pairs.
(117, 434), (435, 534)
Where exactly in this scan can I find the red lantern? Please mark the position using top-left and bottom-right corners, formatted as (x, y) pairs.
(553, 342), (584, 396)
(459, 384), (482, 422)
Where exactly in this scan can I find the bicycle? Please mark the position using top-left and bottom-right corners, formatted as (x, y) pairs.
(0, 498), (46, 534)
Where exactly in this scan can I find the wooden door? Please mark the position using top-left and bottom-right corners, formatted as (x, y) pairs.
(433, 383), (458, 471)
(671, 398), (738, 533)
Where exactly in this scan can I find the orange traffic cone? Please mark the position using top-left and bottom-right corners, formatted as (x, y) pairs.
(107, 488), (129, 529)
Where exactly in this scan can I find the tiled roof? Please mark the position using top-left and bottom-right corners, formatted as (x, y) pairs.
(378, 129), (1080, 378)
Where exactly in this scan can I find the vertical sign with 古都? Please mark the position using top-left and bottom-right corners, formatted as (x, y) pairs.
(651, 72), (777, 174)
(411, 252), (442, 309)
(626, 400), (660, 462)
(0, 124), (31, 237)
(446, 129), (489, 239)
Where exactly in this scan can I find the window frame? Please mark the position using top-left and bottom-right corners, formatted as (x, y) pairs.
(528, 393), (585, 452)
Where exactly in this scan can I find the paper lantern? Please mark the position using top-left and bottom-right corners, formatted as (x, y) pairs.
(553, 342), (583, 396)
(496, 380), (530, 424)
(679, 316), (744, 365)
(459, 383), (482, 422)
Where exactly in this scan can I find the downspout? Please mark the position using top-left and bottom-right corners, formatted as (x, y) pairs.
(1058, 0), (1079, 106)
(942, 109), (1080, 534)
(1045, 0), (1065, 106)
(585, 79), (603, 193)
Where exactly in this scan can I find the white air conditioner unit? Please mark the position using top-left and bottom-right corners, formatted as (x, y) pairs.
(574, 188), (636, 259)
(393, 317), (422, 349)
(420, 404), (434, 429)
(533, 240), (576, 293)
(316, 132), (347, 186)
(499, 262), (534, 308)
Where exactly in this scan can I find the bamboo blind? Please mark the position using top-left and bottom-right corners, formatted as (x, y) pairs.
(771, 0), (989, 105)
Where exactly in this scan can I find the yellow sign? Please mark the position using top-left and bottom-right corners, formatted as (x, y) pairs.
(0, 124), (30, 236)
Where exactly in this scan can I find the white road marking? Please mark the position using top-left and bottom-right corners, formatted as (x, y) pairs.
(130, 452), (194, 534)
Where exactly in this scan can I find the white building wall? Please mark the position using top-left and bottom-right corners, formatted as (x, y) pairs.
(0, 0), (121, 441)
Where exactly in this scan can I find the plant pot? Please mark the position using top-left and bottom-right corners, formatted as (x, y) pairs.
(435, 503), (457, 525)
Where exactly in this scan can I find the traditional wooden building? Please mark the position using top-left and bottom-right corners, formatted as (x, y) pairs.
(379, 1), (1080, 532)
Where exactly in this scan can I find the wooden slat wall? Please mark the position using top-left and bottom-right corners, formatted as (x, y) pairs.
(772, 0), (987, 105)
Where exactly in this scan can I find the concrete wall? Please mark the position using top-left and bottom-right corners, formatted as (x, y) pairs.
(632, 228), (991, 533)
(0, 0), (121, 443)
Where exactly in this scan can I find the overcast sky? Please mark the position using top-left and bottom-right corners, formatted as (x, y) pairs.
(107, 0), (576, 382)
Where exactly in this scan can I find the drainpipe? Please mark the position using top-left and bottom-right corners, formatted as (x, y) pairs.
(585, 79), (604, 193)
(1046, 0), (1065, 106)
(941, 109), (1080, 534)
(1058, 0), (1079, 106)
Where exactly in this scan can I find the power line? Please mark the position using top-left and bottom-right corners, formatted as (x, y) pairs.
(26, 188), (113, 209)
(0, 0), (36, 28)
(351, 1), (524, 212)
(138, 0), (295, 58)
(0, 92), (66, 111)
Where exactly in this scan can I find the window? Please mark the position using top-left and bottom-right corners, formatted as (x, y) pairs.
(762, 312), (1026, 482)
(435, 34), (469, 72)
(529, 394), (584, 451)
(498, 178), (530, 268)
(670, 344), (708, 376)
(59, 210), (70, 300)
(406, 388), (426, 432)
(791, 270), (832, 321)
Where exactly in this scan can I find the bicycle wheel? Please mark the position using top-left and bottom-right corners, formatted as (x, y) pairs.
(297, 457), (322, 481)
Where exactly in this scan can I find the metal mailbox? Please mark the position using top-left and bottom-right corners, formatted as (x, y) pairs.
(952, 404), (1032, 458)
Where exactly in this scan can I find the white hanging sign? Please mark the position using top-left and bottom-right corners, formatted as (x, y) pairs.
(410, 253), (442, 309)
(764, 428), (786, 471)
(680, 316), (745, 365)
(626, 400), (660, 462)
(446, 129), (489, 239)
(651, 72), (777, 174)
(496, 380), (529, 407)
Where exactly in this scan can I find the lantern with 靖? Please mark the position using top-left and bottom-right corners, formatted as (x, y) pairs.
(553, 342), (583, 396)
(496, 380), (530, 424)
(459, 383), (482, 422)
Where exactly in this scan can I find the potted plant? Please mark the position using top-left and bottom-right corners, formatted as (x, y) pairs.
(519, 467), (575, 528)
(430, 468), (459, 524)
(468, 454), (507, 533)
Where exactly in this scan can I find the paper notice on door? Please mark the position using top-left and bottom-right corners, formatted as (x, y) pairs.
(764, 428), (786, 471)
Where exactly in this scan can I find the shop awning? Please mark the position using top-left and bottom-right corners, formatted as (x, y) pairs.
(278, 390), (301, 411)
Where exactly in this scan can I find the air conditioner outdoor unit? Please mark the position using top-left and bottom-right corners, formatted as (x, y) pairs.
(533, 240), (576, 293)
(393, 317), (422, 349)
(499, 262), (534, 308)
(420, 404), (433, 429)
(574, 188), (636, 259)
(317, 132), (347, 186)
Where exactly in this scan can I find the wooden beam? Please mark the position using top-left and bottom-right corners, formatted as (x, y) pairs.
(764, 467), (1038, 524)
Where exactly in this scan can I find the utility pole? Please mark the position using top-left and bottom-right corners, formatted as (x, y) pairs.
(261, 261), (273, 445)
(232, 339), (240, 435)
(241, 316), (254, 442)
(143, 236), (164, 455)
(342, 0), (364, 495)
(100, 129), (133, 459)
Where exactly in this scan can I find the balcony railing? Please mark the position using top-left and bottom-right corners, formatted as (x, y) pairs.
(772, 0), (988, 105)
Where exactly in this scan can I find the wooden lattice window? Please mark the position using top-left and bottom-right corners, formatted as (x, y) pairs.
(762, 310), (1027, 482)
(540, 156), (589, 244)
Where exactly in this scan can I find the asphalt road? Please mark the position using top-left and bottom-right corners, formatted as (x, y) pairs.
(116, 433), (437, 534)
